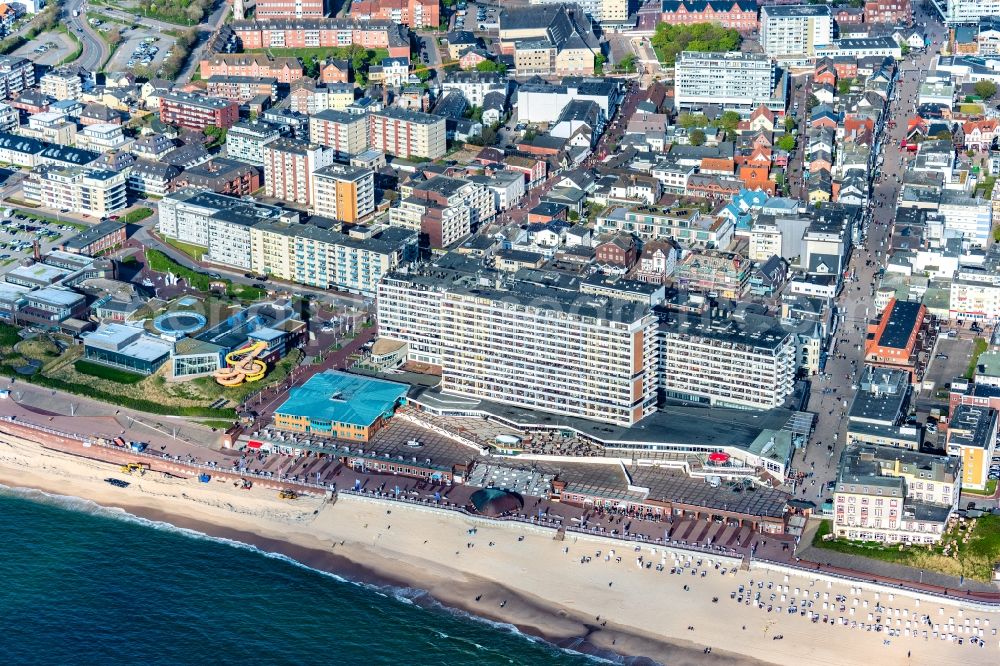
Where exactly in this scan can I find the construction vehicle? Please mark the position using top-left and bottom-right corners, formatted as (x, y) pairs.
(278, 489), (298, 500)
(120, 462), (149, 475)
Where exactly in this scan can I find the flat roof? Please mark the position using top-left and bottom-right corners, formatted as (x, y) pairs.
(877, 299), (922, 350)
(949, 405), (998, 449)
(275, 370), (408, 427)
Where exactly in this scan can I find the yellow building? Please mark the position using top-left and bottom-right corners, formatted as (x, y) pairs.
(946, 405), (998, 490)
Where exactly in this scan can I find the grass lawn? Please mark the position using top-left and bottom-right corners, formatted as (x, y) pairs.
(164, 238), (207, 262)
(975, 175), (997, 199)
(124, 207), (154, 223)
(146, 248), (212, 291)
(197, 419), (237, 430)
(962, 479), (998, 496)
(813, 517), (1000, 582)
(247, 46), (389, 64)
(965, 337), (989, 379)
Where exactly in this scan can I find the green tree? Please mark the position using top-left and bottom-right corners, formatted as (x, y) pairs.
(975, 80), (998, 100)
(717, 110), (741, 131)
(808, 94), (819, 109)
(784, 116), (796, 133)
(689, 129), (706, 146)
(204, 125), (227, 148)
(898, 40), (910, 56)
(935, 130), (953, 141)
(678, 113), (708, 129)
(619, 54), (637, 73)
(568, 210), (579, 222)
(594, 53), (607, 76)
(476, 59), (506, 73)
(837, 78), (853, 95)
(777, 134), (796, 152)
(650, 22), (740, 65)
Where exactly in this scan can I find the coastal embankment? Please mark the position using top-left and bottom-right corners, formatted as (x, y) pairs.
(0, 430), (995, 665)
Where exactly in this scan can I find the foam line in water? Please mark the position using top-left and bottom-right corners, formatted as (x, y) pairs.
(0, 484), (627, 665)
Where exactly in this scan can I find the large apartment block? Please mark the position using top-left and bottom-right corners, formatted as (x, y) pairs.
(263, 138), (335, 206)
(674, 51), (780, 114)
(370, 107), (447, 160)
(657, 314), (797, 410)
(253, 0), (328, 19)
(349, 0), (439, 28)
(0, 56), (35, 100)
(377, 269), (660, 426)
(250, 221), (417, 295)
(442, 284), (658, 426)
(226, 120), (281, 165)
(309, 109), (370, 158)
(759, 5), (833, 64)
(311, 163), (375, 223)
(230, 19), (411, 58)
(833, 445), (960, 544)
(159, 91), (240, 131)
(22, 165), (127, 218)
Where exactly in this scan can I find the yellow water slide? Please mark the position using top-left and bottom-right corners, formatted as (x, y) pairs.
(213, 341), (269, 386)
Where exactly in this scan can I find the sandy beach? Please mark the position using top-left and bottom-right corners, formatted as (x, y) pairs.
(0, 431), (996, 666)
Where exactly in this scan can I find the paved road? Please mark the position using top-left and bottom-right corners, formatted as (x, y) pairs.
(64, 0), (109, 72)
(792, 5), (950, 508)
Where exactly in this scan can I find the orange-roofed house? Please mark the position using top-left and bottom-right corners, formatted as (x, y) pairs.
(0, 4), (17, 30)
(844, 115), (875, 143)
(864, 298), (928, 381)
(700, 157), (735, 175)
(739, 164), (774, 194)
(962, 119), (999, 151)
(349, 0), (440, 28)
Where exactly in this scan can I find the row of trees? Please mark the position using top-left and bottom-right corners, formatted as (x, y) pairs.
(136, 0), (210, 25)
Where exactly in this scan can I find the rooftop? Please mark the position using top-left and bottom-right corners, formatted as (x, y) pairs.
(275, 370), (409, 427)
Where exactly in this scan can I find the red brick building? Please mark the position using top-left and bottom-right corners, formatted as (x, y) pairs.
(834, 6), (864, 25)
(62, 220), (126, 256)
(863, 0), (911, 25)
(349, 0), (439, 29)
(320, 59), (350, 84)
(199, 53), (303, 85)
(254, 0), (328, 19)
(655, 0), (759, 32)
(159, 92), (240, 131)
(173, 158), (262, 196)
(204, 75), (278, 103)
(595, 234), (638, 272)
(231, 18), (411, 59)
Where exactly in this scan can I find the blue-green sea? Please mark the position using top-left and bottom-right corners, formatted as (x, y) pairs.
(0, 486), (635, 665)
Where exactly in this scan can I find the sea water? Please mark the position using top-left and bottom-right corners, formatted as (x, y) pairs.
(0, 487), (624, 665)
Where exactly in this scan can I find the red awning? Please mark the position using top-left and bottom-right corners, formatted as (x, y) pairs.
(708, 452), (730, 463)
(247, 440), (263, 449)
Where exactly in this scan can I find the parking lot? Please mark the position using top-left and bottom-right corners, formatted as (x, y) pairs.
(12, 30), (77, 68)
(107, 29), (172, 72)
(922, 336), (976, 394)
(0, 208), (82, 272)
(455, 2), (500, 33)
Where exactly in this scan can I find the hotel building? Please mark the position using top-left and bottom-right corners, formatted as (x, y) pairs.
(253, 0), (328, 19)
(226, 121), (281, 165)
(833, 444), (960, 544)
(311, 164), (375, 223)
(370, 108), (447, 160)
(263, 138), (335, 207)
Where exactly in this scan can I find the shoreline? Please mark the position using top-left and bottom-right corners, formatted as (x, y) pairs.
(0, 433), (995, 665)
(0, 435), (756, 666)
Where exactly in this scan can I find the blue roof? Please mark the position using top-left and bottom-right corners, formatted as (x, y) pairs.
(275, 371), (408, 427)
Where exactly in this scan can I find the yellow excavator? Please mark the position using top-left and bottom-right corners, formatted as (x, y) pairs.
(120, 462), (149, 475)
(278, 489), (298, 500)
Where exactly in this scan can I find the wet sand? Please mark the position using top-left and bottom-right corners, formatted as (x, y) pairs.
(0, 433), (994, 666)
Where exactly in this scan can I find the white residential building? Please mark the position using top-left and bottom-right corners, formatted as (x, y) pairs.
(226, 120), (280, 165)
(263, 138), (335, 207)
(22, 164), (127, 217)
(760, 5), (833, 64)
(369, 108), (447, 160)
(309, 109), (370, 159)
(674, 51), (778, 113)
